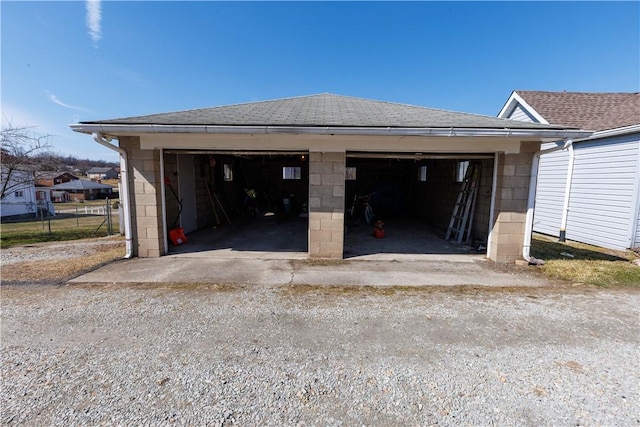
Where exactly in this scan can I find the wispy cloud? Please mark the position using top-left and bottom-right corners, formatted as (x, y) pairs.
(86, 0), (102, 47)
(45, 91), (88, 112)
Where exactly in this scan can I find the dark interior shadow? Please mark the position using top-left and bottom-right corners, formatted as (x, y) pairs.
(168, 215), (308, 255)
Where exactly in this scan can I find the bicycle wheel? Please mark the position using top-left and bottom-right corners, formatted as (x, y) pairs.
(347, 207), (361, 225)
(364, 205), (374, 224)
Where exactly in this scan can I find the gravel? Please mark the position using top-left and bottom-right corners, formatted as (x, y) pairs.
(2, 282), (639, 426)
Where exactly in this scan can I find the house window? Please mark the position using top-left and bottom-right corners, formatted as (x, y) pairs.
(345, 167), (357, 181)
(456, 161), (469, 183)
(418, 166), (428, 182)
(282, 166), (301, 180)
(223, 164), (233, 181)
(14, 190), (24, 198)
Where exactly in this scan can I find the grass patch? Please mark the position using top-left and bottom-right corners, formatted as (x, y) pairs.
(1, 242), (125, 282)
(1, 213), (119, 248)
(531, 234), (640, 287)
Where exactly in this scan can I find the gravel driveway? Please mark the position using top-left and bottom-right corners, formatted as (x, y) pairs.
(2, 282), (638, 426)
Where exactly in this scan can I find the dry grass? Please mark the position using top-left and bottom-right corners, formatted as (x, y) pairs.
(1, 243), (125, 283)
(531, 234), (640, 287)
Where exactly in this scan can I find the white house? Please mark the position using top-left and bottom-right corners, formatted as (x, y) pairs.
(499, 91), (640, 251)
(0, 169), (55, 218)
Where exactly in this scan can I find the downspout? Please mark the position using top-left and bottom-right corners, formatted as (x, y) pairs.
(523, 139), (573, 265)
(559, 143), (575, 242)
(92, 133), (133, 258)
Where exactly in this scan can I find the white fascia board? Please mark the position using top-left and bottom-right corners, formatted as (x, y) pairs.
(497, 91), (549, 124)
(70, 123), (591, 140)
(577, 124), (640, 141)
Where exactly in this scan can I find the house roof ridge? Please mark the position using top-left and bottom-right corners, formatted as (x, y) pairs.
(516, 90), (640, 96)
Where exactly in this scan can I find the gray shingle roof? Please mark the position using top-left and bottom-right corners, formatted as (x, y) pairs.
(86, 167), (116, 174)
(516, 91), (640, 131)
(83, 93), (568, 130)
(51, 180), (113, 190)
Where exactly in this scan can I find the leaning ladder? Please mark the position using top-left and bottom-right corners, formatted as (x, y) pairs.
(445, 163), (481, 244)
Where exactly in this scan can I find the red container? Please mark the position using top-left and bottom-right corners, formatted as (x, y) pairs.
(169, 228), (187, 246)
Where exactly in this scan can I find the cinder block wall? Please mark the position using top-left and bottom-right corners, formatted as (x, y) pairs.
(120, 137), (164, 257)
(308, 151), (346, 258)
(489, 141), (539, 263)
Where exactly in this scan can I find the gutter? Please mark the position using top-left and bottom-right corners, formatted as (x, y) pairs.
(70, 123), (593, 140)
(523, 139), (574, 265)
(92, 133), (133, 259)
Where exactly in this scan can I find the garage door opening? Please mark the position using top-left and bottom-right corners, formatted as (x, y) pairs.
(163, 151), (309, 257)
(344, 153), (494, 259)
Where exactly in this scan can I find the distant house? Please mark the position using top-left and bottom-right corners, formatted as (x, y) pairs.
(499, 90), (640, 251)
(35, 171), (79, 187)
(50, 179), (115, 201)
(86, 167), (119, 180)
(51, 190), (71, 203)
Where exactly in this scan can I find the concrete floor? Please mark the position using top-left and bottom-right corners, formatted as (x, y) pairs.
(168, 215), (484, 262)
(168, 213), (309, 259)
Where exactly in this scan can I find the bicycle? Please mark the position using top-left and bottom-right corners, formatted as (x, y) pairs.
(347, 193), (375, 225)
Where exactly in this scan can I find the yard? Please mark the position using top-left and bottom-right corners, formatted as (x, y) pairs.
(0, 200), (120, 248)
(531, 233), (640, 287)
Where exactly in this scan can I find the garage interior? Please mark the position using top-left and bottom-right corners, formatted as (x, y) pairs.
(343, 153), (494, 258)
(162, 151), (494, 259)
(163, 151), (310, 256)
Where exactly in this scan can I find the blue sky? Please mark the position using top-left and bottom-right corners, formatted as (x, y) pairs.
(2, 1), (639, 161)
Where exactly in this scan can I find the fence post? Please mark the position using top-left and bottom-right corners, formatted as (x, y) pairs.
(47, 202), (52, 234)
(106, 198), (112, 235)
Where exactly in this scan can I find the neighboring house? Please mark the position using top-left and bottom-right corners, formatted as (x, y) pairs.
(86, 167), (119, 180)
(70, 93), (590, 262)
(0, 169), (55, 218)
(51, 190), (71, 203)
(35, 172), (79, 187)
(499, 91), (640, 251)
(50, 179), (114, 201)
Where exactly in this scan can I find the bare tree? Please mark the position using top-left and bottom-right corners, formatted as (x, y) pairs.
(1, 123), (58, 199)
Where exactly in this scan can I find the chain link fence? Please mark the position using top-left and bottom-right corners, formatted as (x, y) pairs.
(1, 199), (121, 244)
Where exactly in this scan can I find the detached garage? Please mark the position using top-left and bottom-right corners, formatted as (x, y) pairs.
(70, 93), (589, 262)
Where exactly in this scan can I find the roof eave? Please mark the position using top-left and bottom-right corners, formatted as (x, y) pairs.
(70, 123), (592, 141)
(574, 123), (640, 142)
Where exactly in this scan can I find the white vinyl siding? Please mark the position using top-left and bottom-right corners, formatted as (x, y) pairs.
(635, 202), (640, 249)
(565, 135), (638, 250)
(533, 144), (569, 237)
(534, 134), (640, 251)
(509, 104), (538, 123)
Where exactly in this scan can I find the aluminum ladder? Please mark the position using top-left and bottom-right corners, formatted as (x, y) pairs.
(445, 163), (481, 244)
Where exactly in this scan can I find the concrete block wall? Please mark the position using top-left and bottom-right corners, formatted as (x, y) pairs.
(308, 151), (346, 258)
(488, 141), (538, 263)
(120, 137), (164, 257)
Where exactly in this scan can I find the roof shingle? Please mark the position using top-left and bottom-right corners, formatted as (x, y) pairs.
(516, 91), (640, 131)
(84, 93), (570, 130)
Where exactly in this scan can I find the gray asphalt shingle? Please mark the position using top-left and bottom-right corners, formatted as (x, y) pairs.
(83, 93), (567, 130)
